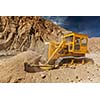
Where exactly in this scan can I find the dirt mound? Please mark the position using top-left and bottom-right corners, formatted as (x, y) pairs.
(88, 37), (100, 53)
(0, 50), (100, 83)
(0, 50), (42, 82)
(0, 16), (70, 53)
(31, 64), (100, 83)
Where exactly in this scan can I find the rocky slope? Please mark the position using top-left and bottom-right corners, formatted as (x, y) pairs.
(0, 16), (70, 53)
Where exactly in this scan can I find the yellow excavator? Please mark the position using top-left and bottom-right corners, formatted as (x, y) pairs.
(24, 32), (93, 72)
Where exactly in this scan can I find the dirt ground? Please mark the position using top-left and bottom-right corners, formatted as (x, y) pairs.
(0, 39), (100, 83)
(0, 50), (100, 83)
(0, 16), (100, 83)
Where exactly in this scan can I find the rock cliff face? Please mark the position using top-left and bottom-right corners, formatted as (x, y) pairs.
(0, 16), (69, 52)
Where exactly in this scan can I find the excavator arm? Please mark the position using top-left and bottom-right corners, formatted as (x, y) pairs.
(46, 40), (66, 64)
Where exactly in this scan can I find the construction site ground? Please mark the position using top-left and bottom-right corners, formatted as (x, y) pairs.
(0, 49), (99, 83)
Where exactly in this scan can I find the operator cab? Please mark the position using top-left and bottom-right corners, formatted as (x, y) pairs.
(63, 32), (88, 54)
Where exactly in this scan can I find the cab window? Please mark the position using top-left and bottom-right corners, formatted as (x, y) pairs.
(75, 37), (80, 45)
(74, 37), (80, 50)
(81, 38), (87, 46)
(65, 36), (73, 42)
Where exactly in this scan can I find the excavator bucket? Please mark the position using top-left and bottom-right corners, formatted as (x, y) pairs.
(24, 62), (54, 73)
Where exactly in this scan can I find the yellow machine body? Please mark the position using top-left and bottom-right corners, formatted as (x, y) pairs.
(47, 32), (88, 65)
(24, 32), (92, 72)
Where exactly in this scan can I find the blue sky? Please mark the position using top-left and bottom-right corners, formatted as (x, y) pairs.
(43, 16), (100, 37)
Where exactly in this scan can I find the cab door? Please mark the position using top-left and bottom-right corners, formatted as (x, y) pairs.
(74, 37), (81, 51)
(81, 38), (88, 53)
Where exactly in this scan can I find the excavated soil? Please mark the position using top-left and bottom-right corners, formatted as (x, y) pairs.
(0, 51), (100, 83)
(0, 16), (100, 83)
